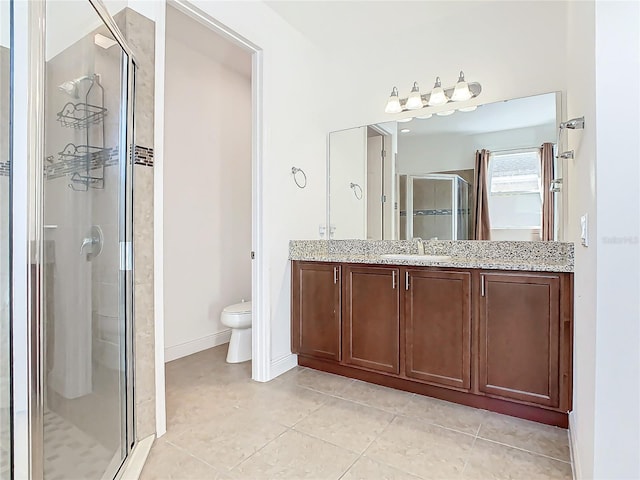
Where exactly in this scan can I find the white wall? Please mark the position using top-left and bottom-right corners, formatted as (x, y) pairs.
(592, 1), (640, 477)
(163, 12), (252, 360)
(565, 2), (597, 477)
(329, 127), (367, 239)
(321, 1), (568, 132)
(566, 1), (640, 478)
(398, 125), (556, 175)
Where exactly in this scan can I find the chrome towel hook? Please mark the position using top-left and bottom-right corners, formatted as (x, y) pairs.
(350, 182), (363, 200)
(291, 167), (307, 189)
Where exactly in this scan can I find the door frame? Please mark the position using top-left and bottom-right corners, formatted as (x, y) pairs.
(152, 0), (267, 437)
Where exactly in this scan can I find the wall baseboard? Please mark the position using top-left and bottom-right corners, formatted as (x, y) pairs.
(568, 411), (580, 480)
(164, 329), (231, 362)
(270, 353), (298, 380)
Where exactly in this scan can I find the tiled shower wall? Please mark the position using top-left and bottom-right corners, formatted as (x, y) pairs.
(116, 8), (156, 441)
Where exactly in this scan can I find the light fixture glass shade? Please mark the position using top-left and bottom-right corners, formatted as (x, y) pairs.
(398, 117), (413, 123)
(385, 87), (402, 113)
(417, 113), (433, 119)
(458, 105), (477, 112)
(436, 109), (455, 116)
(427, 77), (448, 106)
(405, 82), (423, 110)
(451, 71), (472, 102)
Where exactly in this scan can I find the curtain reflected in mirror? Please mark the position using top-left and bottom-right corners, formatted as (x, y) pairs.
(328, 92), (563, 242)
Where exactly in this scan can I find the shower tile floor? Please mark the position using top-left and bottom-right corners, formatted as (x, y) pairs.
(43, 409), (114, 480)
(141, 345), (573, 479)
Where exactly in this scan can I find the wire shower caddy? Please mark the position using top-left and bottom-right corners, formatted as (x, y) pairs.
(55, 73), (109, 191)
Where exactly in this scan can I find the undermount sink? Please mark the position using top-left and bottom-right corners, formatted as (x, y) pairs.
(380, 253), (452, 262)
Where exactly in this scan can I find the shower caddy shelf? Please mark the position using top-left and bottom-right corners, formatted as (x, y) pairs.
(55, 143), (109, 189)
(56, 101), (107, 129)
(55, 74), (108, 191)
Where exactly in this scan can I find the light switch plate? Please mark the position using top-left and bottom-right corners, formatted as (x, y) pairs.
(580, 214), (589, 247)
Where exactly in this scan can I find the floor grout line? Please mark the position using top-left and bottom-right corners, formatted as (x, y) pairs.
(472, 435), (572, 464)
(157, 348), (572, 480)
(337, 414), (398, 480)
(228, 386), (335, 474)
(163, 438), (232, 476)
(228, 425), (293, 473)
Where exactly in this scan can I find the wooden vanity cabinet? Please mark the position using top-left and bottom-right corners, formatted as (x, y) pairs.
(478, 272), (567, 409)
(404, 269), (472, 391)
(291, 260), (573, 427)
(342, 265), (401, 374)
(291, 262), (341, 361)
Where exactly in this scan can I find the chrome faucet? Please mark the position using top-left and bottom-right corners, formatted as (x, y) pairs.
(413, 237), (425, 255)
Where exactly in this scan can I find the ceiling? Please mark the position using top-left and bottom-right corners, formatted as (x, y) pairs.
(396, 92), (557, 137)
(166, 5), (252, 78)
(264, 1), (487, 52)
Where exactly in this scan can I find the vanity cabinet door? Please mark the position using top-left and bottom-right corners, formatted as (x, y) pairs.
(291, 261), (341, 361)
(404, 270), (472, 390)
(478, 272), (561, 408)
(342, 265), (400, 374)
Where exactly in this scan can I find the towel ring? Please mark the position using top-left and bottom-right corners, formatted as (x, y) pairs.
(350, 182), (363, 200)
(291, 167), (307, 189)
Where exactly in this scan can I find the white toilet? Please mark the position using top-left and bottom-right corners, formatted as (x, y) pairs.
(220, 300), (252, 363)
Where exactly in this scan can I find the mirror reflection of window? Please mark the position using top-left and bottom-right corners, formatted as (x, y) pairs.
(487, 149), (543, 241)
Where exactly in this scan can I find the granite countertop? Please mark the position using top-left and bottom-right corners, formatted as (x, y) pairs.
(289, 240), (574, 273)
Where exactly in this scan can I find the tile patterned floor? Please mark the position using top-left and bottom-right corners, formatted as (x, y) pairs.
(141, 345), (573, 480)
(43, 409), (114, 480)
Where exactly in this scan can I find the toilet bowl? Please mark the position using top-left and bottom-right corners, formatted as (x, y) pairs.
(220, 301), (252, 363)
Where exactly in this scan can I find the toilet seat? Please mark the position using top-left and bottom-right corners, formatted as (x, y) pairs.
(223, 301), (252, 315)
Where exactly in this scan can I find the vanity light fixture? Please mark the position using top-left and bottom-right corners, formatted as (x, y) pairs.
(384, 87), (402, 114)
(451, 71), (473, 102)
(405, 82), (424, 110)
(384, 71), (481, 114)
(428, 77), (448, 106)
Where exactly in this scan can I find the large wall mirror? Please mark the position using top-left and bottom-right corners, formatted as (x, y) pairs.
(328, 92), (564, 241)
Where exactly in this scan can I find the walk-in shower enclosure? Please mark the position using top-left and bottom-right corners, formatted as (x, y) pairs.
(399, 174), (470, 241)
(7, 1), (137, 478)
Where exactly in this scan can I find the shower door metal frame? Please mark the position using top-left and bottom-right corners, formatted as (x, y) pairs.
(11, 0), (137, 478)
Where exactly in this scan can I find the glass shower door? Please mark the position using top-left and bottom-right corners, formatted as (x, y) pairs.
(42, 2), (133, 478)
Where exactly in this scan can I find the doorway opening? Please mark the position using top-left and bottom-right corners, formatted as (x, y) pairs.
(162, 3), (255, 413)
